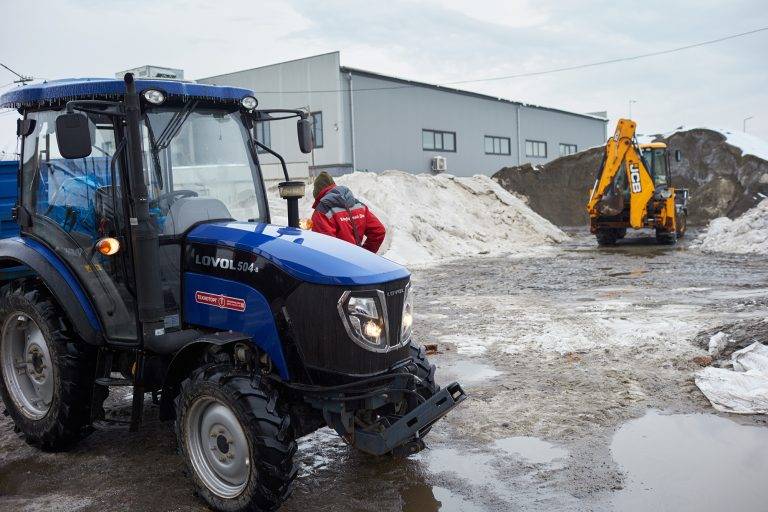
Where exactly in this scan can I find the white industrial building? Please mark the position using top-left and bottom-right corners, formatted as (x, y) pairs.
(199, 52), (607, 180)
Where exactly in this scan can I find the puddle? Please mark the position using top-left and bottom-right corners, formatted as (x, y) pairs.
(494, 437), (567, 466)
(401, 484), (485, 512)
(438, 360), (502, 385)
(611, 409), (768, 511)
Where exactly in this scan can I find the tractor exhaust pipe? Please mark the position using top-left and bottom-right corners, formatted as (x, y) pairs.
(123, 73), (165, 339)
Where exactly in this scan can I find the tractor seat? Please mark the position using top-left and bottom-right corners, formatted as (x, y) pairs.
(163, 197), (233, 235)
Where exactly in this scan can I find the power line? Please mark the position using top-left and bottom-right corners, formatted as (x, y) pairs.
(0, 63), (33, 84)
(249, 25), (768, 94)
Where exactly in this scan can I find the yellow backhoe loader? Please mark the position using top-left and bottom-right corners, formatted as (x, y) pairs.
(587, 119), (688, 245)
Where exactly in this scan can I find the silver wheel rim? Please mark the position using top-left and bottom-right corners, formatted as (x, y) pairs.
(185, 396), (250, 499)
(0, 312), (54, 420)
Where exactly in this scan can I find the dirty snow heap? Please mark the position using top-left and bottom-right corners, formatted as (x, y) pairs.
(693, 199), (768, 255)
(269, 171), (566, 266)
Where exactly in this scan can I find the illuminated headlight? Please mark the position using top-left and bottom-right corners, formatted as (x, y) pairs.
(241, 96), (258, 110)
(401, 284), (413, 342)
(338, 291), (389, 352)
(142, 89), (165, 105)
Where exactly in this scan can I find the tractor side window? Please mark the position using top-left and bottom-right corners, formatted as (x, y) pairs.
(643, 149), (668, 187)
(21, 110), (137, 340)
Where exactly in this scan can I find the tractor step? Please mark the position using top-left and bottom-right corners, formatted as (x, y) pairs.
(95, 376), (132, 387)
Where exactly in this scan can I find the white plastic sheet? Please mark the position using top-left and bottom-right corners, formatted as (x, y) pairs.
(695, 342), (768, 415)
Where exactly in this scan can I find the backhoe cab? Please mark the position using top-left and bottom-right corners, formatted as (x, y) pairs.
(0, 74), (465, 511)
(586, 118), (688, 245)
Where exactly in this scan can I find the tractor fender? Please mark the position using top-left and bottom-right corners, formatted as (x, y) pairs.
(0, 237), (102, 345)
(158, 331), (254, 420)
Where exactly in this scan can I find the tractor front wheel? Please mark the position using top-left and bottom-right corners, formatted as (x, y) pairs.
(175, 364), (297, 512)
(0, 280), (102, 450)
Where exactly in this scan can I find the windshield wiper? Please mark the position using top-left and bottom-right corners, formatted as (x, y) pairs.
(143, 114), (164, 189)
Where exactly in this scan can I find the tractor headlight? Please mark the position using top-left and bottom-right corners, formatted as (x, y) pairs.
(337, 291), (389, 352)
(142, 89), (166, 105)
(401, 284), (413, 342)
(241, 96), (258, 110)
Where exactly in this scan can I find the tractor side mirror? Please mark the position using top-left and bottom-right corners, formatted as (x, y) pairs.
(297, 118), (314, 154)
(55, 113), (92, 159)
(674, 149), (682, 162)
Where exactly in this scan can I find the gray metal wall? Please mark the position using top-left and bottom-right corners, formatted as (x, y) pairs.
(518, 106), (607, 164)
(346, 72), (606, 176)
(199, 53), (607, 179)
(346, 73), (520, 177)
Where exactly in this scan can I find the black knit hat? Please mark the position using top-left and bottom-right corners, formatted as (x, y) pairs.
(313, 171), (335, 199)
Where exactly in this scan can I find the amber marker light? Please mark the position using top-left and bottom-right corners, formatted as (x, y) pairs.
(96, 237), (120, 256)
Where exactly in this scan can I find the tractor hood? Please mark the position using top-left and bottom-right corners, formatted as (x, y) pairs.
(186, 222), (409, 286)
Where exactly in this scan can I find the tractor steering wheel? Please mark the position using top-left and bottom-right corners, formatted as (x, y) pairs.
(151, 190), (199, 208)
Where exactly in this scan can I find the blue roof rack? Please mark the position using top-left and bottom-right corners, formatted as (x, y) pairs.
(0, 78), (254, 109)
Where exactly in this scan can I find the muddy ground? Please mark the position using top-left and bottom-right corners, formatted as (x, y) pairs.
(1, 230), (767, 511)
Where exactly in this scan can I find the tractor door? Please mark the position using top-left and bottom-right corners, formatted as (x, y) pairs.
(19, 110), (137, 342)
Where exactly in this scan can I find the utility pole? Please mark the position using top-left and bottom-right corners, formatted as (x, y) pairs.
(0, 63), (33, 85)
(628, 99), (637, 119)
(743, 116), (754, 132)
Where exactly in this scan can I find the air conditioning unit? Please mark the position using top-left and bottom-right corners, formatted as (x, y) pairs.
(431, 155), (447, 173)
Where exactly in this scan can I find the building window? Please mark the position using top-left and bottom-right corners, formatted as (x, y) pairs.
(255, 121), (271, 153)
(525, 140), (547, 158)
(311, 111), (323, 149)
(559, 143), (577, 156)
(422, 129), (456, 152)
(484, 135), (511, 155)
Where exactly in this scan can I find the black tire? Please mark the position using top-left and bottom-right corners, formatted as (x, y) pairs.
(402, 344), (439, 437)
(595, 228), (619, 246)
(407, 344), (439, 398)
(676, 210), (687, 238)
(175, 364), (297, 512)
(615, 228), (628, 240)
(0, 279), (102, 451)
(656, 228), (677, 245)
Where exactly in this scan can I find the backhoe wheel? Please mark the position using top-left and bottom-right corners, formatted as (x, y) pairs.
(656, 228), (677, 245)
(595, 228), (619, 246)
(176, 364), (297, 512)
(0, 280), (102, 450)
(676, 210), (688, 238)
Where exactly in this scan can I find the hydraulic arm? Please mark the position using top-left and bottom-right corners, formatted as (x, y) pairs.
(587, 119), (655, 229)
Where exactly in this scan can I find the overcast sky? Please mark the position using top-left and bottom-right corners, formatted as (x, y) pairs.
(1, 0), (767, 158)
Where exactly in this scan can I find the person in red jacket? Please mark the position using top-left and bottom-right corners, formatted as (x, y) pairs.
(310, 172), (386, 253)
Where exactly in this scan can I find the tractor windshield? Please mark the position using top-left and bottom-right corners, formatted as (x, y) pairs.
(142, 106), (267, 235)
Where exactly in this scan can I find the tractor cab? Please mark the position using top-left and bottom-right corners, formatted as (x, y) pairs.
(7, 77), (311, 344)
(640, 142), (671, 189)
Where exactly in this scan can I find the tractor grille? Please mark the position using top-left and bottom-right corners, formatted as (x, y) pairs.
(285, 277), (411, 378)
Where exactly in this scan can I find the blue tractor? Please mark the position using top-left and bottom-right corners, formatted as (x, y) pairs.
(0, 74), (465, 511)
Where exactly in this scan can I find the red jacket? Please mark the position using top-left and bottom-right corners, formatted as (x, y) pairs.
(311, 185), (386, 253)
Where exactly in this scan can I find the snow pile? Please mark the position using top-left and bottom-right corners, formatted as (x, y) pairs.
(269, 171), (566, 266)
(693, 199), (768, 255)
(695, 342), (768, 414)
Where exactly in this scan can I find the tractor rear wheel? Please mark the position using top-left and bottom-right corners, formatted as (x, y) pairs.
(176, 364), (297, 512)
(0, 279), (102, 450)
